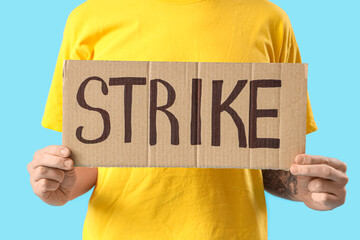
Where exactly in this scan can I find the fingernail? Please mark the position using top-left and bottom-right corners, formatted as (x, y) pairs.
(64, 160), (72, 168)
(290, 165), (299, 174)
(295, 156), (305, 164)
(61, 149), (69, 156)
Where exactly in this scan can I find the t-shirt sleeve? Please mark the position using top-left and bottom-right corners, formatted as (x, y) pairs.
(41, 10), (90, 132)
(280, 14), (318, 134)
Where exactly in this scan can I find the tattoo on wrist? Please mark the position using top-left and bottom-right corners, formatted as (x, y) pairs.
(262, 170), (298, 200)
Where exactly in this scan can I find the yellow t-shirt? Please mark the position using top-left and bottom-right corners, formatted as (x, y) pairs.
(42, 0), (318, 239)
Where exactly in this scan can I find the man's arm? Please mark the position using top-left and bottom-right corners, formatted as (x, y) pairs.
(69, 167), (97, 201)
(262, 169), (300, 201)
(262, 154), (348, 211)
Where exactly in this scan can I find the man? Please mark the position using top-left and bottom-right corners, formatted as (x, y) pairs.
(28, 0), (348, 239)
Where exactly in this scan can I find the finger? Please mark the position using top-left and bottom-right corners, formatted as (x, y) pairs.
(33, 154), (74, 171)
(33, 166), (65, 183)
(42, 145), (71, 158)
(290, 164), (348, 184)
(311, 192), (345, 209)
(295, 154), (347, 173)
(308, 178), (347, 196)
(31, 146), (71, 172)
(33, 179), (60, 197)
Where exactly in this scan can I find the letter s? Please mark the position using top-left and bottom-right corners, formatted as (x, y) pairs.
(76, 76), (110, 144)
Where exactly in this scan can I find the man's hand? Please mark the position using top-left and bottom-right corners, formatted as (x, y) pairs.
(289, 154), (348, 211)
(27, 145), (76, 206)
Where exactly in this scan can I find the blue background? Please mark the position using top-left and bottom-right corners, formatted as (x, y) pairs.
(1, 1), (359, 239)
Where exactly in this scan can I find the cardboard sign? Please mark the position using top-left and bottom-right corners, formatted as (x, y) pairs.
(63, 60), (307, 170)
